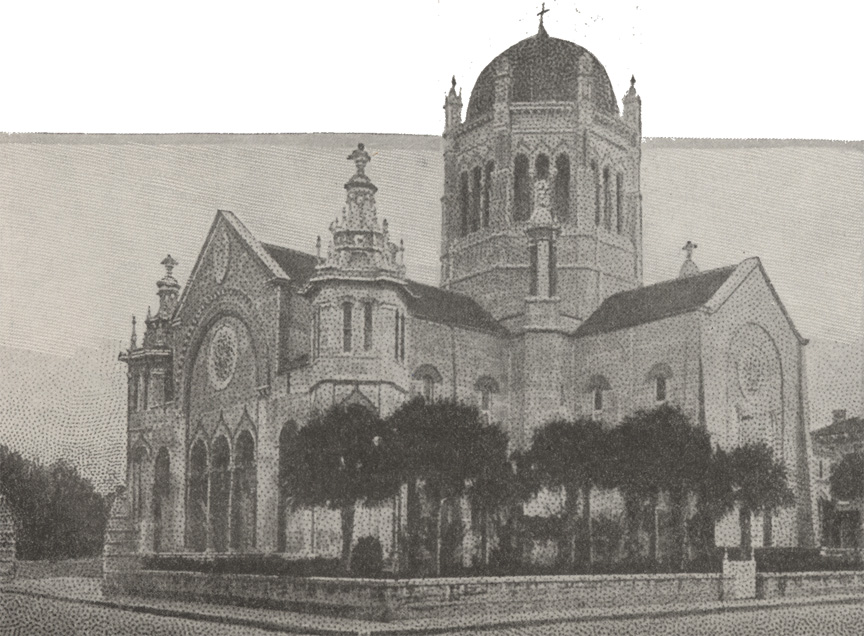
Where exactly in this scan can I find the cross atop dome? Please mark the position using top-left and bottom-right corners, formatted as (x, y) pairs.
(537, 3), (550, 36)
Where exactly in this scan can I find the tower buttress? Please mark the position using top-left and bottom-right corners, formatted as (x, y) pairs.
(623, 75), (641, 135)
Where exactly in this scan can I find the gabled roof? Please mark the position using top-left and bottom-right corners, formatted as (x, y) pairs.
(404, 280), (504, 334)
(262, 242), (503, 334)
(261, 243), (318, 287)
(175, 210), (293, 317)
(574, 265), (737, 338)
(812, 417), (864, 439)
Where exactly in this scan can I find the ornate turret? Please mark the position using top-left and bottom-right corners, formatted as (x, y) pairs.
(143, 255), (180, 349)
(444, 76), (463, 135)
(623, 75), (641, 133)
(312, 144), (405, 283)
(120, 256), (180, 411)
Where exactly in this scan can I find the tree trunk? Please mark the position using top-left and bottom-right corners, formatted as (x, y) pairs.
(669, 487), (687, 571)
(648, 491), (659, 565)
(434, 496), (446, 577)
(405, 478), (420, 574)
(564, 486), (580, 568)
(740, 507), (753, 560)
(340, 503), (355, 573)
(582, 484), (593, 571)
(480, 507), (489, 569)
(624, 493), (641, 561)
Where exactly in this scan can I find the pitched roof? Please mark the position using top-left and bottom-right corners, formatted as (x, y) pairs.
(574, 265), (738, 338)
(262, 242), (503, 334)
(404, 280), (504, 334)
(811, 417), (864, 438)
(261, 243), (318, 286)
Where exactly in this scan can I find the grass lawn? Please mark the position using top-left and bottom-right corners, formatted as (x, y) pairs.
(15, 557), (101, 579)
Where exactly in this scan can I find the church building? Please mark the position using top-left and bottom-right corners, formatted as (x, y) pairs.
(120, 19), (815, 566)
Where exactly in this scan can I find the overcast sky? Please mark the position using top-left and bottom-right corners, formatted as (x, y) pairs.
(1, 1), (862, 139)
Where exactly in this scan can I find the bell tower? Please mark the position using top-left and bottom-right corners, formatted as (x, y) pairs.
(440, 22), (643, 334)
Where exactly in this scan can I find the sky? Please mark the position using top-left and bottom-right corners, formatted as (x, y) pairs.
(0, 1), (862, 139)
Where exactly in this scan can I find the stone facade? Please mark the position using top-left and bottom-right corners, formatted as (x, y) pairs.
(116, 22), (814, 570)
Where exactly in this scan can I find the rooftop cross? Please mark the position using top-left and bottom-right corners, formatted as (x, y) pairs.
(537, 2), (550, 26)
(682, 240), (698, 259)
(347, 143), (371, 176)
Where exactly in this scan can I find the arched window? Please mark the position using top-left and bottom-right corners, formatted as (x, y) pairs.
(164, 366), (174, 403)
(129, 446), (147, 522)
(312, 305), (322, 359)
(210, 435), (231, 553)
(603, 167), (612, 230)
(231, 430), (256, 551)
(514, 154), (531, 222)
(363, 301), (373, 351)
(645, 363), (673, 405)
(528, 242), (538, 296)
(413, 364), (443, 402)
(459, 171), (470, 237)
(616, 173), (624, 233)
(471, 166), (482, 232)
(152, 447), (170, 553)
(482, 161), (494, 228)
(186, 440), (208, 552)
(342, 302), (353, 353)
(394, 309), (405, 362)
(592, 161), (601, 226)
(553, 154), (571, 222)
(475, 376), (500, 419)
(535, 154), (550, 181)
(585, 374), (612, 421)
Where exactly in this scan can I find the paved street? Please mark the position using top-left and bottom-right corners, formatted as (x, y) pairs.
(0, 592), (278, 636)
(3, 590), (864, 635)
(460, 601), (864, 636)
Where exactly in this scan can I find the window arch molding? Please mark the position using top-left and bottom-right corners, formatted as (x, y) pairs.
(412, 364), (443, 402)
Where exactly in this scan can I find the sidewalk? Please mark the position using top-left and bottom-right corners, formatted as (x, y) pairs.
(3, 576), (864, 635)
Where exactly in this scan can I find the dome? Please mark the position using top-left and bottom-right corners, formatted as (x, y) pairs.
(465, 27), (619, 122)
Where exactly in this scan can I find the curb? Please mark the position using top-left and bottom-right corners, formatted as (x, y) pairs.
(4, 585), (864, 635)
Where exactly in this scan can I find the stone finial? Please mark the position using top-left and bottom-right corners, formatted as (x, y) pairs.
(161, 254), (178, 278)
(347, 143), (371, 177)
(449, 76), (457, 96)
(130, 315), (137, 349)
(316, 235), (322, 261)
(679, 240), (700, 278)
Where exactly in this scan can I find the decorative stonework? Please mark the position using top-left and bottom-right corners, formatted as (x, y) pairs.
(212, 225), (230, 283)
(312, 144), (406, 284)
(208, 323), (238, 390)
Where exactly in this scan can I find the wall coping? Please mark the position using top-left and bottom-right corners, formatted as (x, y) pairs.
(138, 569), (728, 588)
(758, 571), (864, 579)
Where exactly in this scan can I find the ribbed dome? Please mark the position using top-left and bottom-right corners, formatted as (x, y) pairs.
(465, 28), (619, 122)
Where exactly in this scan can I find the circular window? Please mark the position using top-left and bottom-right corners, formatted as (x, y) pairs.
(208, 324), (238, 390)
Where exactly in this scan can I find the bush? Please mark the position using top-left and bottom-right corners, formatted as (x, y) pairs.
(352, 536), (383, 577)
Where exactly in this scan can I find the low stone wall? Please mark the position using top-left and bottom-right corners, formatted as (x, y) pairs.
(757, 571), (864, 600)
(104, 569), (732, 622)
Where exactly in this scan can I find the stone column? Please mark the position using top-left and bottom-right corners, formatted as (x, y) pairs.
(102, 488), (140, 595)
(256, 395), (278, 552)
(169, 443), (186, 551)
(0, 494), (16, 580)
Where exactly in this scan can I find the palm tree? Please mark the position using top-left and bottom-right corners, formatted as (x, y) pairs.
(726, 442), (795, 559)
(467, 424), (518, 569)
(283, 403), (399, 572)
(613, 404), (712, 567)
(520, 418), (610, 569)
(387, 397), (498, 576)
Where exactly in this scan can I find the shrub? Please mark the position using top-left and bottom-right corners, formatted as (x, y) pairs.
(352, 536), (383, 578)
(140, 554), (342, 577)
